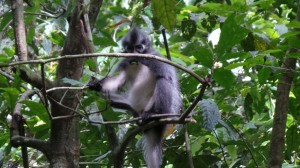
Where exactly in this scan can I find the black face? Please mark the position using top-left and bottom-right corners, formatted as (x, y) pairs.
(122, 28), (150, 54)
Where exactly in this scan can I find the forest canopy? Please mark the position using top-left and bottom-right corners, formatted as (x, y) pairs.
(0, 0), (299, 167)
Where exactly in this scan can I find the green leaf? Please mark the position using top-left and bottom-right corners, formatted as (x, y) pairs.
(286, 21), (300, 28)
(216, 14), (249, 59)
(193, 155), (220, 167)
(85, 59), (97, 72)
(152, 0), (176, 32)
(13, 67), (22, 89)
(193, 47), (213, 68)
(213, 68), (235, 89)
(0, 75), (9, 87)
(218, 120), (238, 140)
(181, 19), (196, 40)
(199, 99), (220, 131)
(3, 47), (15, 57)
(181, 40), (200, 56)
(199, 3), (244, 15)
(94, 34), (118, 47)
(0, 12), (12, 31)
(0, 54), (11, 64)
(0, 88), (20, 112)
(287, 36), (300, 48)
(257, 67), (271, 85)
(244, 93), (254, 120)
(21, 100), (48, 122)
(286, 125), (300, 159)
(49, 30), (65, 46)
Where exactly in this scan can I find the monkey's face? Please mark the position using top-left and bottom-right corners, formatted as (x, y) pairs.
(122, 28), (151, 54)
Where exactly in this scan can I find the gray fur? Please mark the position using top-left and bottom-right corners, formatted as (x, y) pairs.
(101, 28), (181, 168)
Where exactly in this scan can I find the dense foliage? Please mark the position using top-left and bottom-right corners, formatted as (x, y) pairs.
(0, 0), (299, 167)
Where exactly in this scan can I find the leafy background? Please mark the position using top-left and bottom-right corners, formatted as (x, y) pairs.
(0, 0), (300, 167)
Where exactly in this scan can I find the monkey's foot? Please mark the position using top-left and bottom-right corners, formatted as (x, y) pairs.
(140, 112), (155, 125)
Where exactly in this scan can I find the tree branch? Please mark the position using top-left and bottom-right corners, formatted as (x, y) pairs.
(179, 81), (208, 121)
(11, 0), (28, 61)
(10, 89), (43, 168)
(18, 65), (54, 90)
(10, 90), (37, 136)
(0, 53), (206, 84)
(10, 136), (50, 159)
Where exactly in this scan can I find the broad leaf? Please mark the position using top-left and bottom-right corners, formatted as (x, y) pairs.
(193, 47), (213, 68)
(152, 0), (176, 31)
(199, 99), (220, 132)
(213, 68), (235, 89)
(216, 14), (249, 59)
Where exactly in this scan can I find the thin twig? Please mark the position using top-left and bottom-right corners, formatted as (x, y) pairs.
(184, 125), (194, 168)
(161, 29), (171, 60)
(213, 129), (228, 167)
(60, 89), (69, 104)
(47, 96), (85, 119)
(179, 82), (208, 121)
(228, 122), (259, 167)
(40, 63), (51, 118)
(46, 86), (86, 93)
(24, 9), (65, 18)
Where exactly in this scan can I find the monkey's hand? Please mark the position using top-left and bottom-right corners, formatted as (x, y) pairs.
(86, 79), (104, 91)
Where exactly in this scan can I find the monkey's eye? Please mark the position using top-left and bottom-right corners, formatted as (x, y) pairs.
(125, 46), (134, 53)
(135, 44), (145, 53)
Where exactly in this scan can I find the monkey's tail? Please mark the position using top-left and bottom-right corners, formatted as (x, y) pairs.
(142, 125), (166, 168)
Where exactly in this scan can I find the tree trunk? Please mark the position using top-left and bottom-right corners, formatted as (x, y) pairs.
(268, 1), (300, 167)
(47, 0), (87, 167)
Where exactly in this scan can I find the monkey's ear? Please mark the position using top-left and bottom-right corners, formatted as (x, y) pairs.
(87, 80), (103, 91)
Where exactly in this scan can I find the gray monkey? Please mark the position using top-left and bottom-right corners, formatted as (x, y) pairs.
(88, 28), (181, 168)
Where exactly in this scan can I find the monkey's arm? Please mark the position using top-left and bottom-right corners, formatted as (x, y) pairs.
(101, 71), (126, 92)
(87, 70), (127, 92)
(87, 69), (137, 115)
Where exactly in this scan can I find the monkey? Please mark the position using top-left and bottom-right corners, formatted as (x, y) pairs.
(88, 28), (181, 168)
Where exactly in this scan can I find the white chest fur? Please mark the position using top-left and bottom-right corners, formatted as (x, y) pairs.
(126, 63), (156, 114)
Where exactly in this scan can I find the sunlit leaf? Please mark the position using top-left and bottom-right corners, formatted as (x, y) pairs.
(152, 0), (176, 31)
(216, 14), (249, 59)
